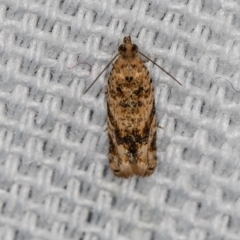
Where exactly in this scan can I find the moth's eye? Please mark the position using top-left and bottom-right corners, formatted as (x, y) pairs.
(118, 45), (126, 52)
(131, 44), (138, 52)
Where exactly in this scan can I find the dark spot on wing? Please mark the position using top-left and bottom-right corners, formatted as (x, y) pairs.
(125, 76), (133, 82)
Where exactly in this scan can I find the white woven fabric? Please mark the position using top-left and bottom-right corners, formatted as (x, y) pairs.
(0, 0), (240, 239)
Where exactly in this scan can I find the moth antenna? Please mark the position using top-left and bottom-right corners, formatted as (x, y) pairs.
(84, 54), (119, 94)
(138, 51), (182, 86)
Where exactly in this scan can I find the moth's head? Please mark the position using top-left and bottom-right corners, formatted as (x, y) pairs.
(118, 36), (138, 58)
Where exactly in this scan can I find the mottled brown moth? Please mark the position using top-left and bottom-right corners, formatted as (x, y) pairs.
(85, 36), (181, 178)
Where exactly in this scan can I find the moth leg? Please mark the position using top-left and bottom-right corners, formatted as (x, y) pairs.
(157, 121), (164, 129)
(102, 122), (108, 132)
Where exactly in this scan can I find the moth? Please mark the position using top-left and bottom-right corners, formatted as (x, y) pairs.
(84, 36), (181, 178)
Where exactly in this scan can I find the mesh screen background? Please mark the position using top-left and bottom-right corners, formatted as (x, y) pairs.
(0, 0), (240, 240)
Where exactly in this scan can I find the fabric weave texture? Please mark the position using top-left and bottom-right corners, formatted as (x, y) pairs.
(0, 0), (240, 240)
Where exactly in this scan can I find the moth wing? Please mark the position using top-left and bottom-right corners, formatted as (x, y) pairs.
(108, 126), (134, 178)
(133, 116), (157, 177)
